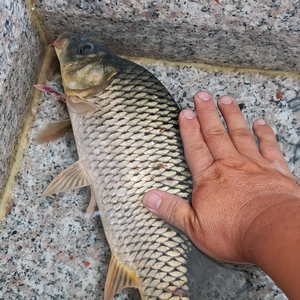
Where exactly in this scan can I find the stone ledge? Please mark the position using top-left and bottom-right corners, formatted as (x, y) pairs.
(34, 0), (300, 72)
(0, 0), (43, 195)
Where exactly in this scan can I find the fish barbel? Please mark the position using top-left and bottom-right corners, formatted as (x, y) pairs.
(42, 33), (213, 299)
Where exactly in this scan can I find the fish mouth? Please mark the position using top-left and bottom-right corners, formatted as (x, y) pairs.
(51, 33), (91, 50)
(50, 32), (70, 50)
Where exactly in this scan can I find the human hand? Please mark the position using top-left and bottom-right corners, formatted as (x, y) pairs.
(143, 91), (300, 263)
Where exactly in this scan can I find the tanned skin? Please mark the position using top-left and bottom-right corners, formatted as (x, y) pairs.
(143, 91), (300, 300)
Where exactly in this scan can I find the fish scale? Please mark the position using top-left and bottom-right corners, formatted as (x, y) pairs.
(69, 60), (194, 299)
(41, 34), (213, 300)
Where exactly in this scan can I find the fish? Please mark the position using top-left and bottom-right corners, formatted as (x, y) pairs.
(38, 33), (215, 300)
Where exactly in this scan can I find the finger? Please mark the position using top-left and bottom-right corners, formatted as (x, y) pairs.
(253, 119), (295, 178)
(179, 109), (214, 178)
(217, 95), (261, 159)
(194, 91), (240, 160)
(142, 189), (195, 234)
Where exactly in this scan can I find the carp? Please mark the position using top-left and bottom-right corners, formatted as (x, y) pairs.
(38, 33), (214, 300)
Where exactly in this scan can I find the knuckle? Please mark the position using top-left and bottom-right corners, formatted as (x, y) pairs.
(230, 129), (256, 145)
(261, 132), (277, 142)
(256, 124), (275, 135)
(185, 142), (207, 155)
(262, 140), (281, 153)
(230, 127), (252, 138)
(224, 107), (243, 117)
(194, 162), (224, 184)
(164, 198), (179, 225)
(203, 129), (227, 141)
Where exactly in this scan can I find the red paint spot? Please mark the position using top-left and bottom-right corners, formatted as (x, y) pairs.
(5, 203), (14, 217)
(85, 261), (90, 267)
(70, 256), (74, 260)
(5, 199), (14, 217)
(104, 237), (108, 243)
(215, 0), (220, 3)
(276, 90), (283, 99)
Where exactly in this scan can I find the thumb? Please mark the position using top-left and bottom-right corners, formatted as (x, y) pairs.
(142, 189), (194, 234)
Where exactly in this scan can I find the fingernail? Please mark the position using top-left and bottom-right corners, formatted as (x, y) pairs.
(182, 109), (195, 119)
(144, 193), (162, 210)
(220, 95), (233, 105)
(195, 91), (210, 101)
(257, 118), (266, 125)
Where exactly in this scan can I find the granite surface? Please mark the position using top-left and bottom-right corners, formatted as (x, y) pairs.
(34, 0), (300, 72)
(1, 59), (299, 299)
(0, 0), (43, 196)
(1, 1), (300, 298)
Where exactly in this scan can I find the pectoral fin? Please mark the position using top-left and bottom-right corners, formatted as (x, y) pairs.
(42, 159), (92, 196)
(66, 96), (97, 115)
(36, 120), (72, 144)
(35, 84), (97, 115)
(104, 256), (139, 300)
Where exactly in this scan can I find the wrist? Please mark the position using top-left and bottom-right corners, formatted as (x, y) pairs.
(242, 196), (300, 262)
(232, 191), (300, 263)
(240, 196), (300, 299)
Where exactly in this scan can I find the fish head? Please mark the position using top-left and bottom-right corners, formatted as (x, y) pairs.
(52, 33), (121, 97)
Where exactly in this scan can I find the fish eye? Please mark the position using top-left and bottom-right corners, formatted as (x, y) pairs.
(76, 43), (94, 56)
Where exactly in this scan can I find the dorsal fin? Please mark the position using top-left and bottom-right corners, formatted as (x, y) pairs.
(104, 255), (139, 300)
(42, 159), (92, 196)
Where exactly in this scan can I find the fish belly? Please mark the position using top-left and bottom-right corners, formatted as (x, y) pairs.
(70, 60), (199, 299)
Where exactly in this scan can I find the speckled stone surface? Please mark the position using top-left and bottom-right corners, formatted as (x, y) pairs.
(0, 0), (43, 195)
(34, 0), (300, 72)
(1, 59), (299, 299)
